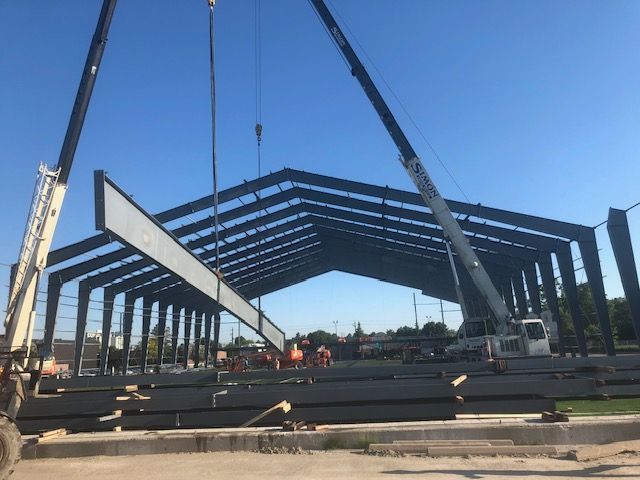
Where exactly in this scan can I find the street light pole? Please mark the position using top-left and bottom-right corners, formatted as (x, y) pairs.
(332, 320), (341, 361)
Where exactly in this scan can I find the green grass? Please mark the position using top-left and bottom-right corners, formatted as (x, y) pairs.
(557, 397), (640, 415)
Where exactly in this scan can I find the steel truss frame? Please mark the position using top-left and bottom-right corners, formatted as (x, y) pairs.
(39, 168), (630, 373)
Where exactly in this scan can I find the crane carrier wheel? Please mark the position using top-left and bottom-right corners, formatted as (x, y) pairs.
(0, 416), (21, 478)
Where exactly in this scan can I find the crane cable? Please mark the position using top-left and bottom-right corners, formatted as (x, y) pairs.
(254, 0), (264, 314)
(207, 0), (221, 272)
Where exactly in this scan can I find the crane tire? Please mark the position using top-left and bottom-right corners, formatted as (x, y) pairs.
(0, 416), (21, 479)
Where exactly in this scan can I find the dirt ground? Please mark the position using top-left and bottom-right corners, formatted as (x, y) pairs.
(12, 450), (640, 479)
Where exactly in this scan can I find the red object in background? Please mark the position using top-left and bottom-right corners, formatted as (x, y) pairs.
(285, 349), (304, 362)
(40, 356), (56, 377)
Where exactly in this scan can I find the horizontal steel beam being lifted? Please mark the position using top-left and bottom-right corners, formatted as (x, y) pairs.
(93, 171), (285, 353)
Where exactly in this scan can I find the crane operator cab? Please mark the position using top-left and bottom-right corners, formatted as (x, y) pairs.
(452, 317), (551, 359)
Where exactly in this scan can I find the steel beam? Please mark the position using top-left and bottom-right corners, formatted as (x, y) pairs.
(287, 169), (583, 239)
(193, 311), (202, 368)
(73, 282), (91, 376)
(556, 243), (588, 356)
(523, 263), (542, 314)
(42, 279), (62, 356)
(170, 305), (181, 364)
(538, 252), (565, 355)
(54, 179), (560, 292)
(120, 292), (135, 375)
(49, 187), (301, 287)
(183, 310), (192, 369)
(98, 288), (115, 375)
(203, 313), (212, 368)
(310, 211), (540, 262)
(212, 311), (221, 366)
(47, 169), (292, 267)
(578, 226), (615, 355)
(512, 271), (528, 318)
(129, 243), (326, 317)
(83, 213), (313, 296)
(157, 301), (168, 365)
(139, 296), (153, 373)
(94, 172), (285, 352)
(607, 208), (640, 344)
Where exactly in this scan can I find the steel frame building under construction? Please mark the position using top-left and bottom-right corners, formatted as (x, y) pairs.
(38, 167), (640, 375)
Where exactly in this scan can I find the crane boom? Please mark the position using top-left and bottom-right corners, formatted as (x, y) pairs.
(309, 0), (512, 332)
(3, 0), (117, 355)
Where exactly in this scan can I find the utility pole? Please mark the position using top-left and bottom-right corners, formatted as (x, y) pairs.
(440, 298), (445, 325)
(413, 292), (419, 330)
(332, 320), (338, 336)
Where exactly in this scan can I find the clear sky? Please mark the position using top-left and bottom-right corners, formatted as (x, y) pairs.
(1, 1), (639, 346)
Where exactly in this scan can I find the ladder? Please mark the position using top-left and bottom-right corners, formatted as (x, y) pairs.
(5, 164), (60, 323)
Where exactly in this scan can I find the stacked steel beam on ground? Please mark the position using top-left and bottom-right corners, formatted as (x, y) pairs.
(17, 356), (640, 434)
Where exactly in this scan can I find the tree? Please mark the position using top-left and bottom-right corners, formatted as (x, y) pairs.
(557, 282), (597, 335)
(145, 325), (172, 365)
(306, 330), (337, 346)
(420, 321), (449, 337)
(609, 297), (635, 340)
(396, 325), (419, 336)
(106, 346), (123, 372)
(223, 336), (256, 348)
(557, 281), (637, 342)
(354, 322), (364, 337)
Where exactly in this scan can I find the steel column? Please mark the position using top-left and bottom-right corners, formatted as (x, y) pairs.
(98, 288), (115, 375)
(204, 313), (212, 368)
(183, 310), (193, 369)
(212, 311), (221, 366)
(512, 271), (528, 318)
(607, 208), (640, 344)
(42, 278), (62, 356)
(538, 252), (565, 355)
(578, 226), (615, 355)
(140, 296), (153, 373)
(193, 311), (202, 368)
(73, 282), (91, 376)
(121, 292), (135, 375)
(556, 244), (588, 356)
(523, 263), (542, 314)
(157, 301), (168, 365)
(171, 305), (181, 364)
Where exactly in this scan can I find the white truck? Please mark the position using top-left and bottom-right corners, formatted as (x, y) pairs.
(449, 316), (551, 360)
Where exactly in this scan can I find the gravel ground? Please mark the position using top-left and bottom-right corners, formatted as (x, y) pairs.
(12, 450), (640, 479)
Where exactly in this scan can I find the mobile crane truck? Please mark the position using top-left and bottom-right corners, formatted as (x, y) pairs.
(307, 0), (551, 361)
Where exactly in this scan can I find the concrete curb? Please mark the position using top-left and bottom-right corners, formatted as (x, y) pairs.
(22, 415), (640, 460)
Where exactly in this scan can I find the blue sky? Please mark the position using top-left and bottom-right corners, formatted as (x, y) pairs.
(1, 1), (639, 345)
